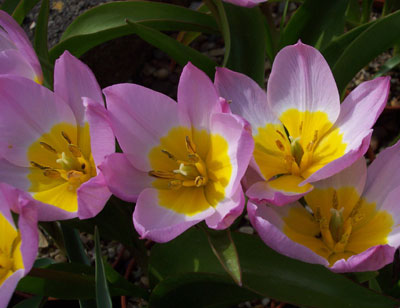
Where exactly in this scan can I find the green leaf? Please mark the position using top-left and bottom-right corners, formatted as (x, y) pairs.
(12, 0), (40, 24)
(61, 224), (90, 266)
(13, 296), (46, 308)
(1, 0), (20, 15)
(49, 1), (218, 62)
(61, 197), (148, 271)
(374, 54), (400, 77)
(17, 262), (148, 300)
(353, 271), (379, 284)
(94, 227), (113, 308)
(149, 273), (260, 308)
(280, 0), (348, 50)
(33, 0), (52, 89)
(322, 20), (374, 67)
(203, 228), (242, 285)
(126, 20), (216, 78)
(332, 9), (400, 93)
(345, 0), (362, 26)
(224, 4), (266, 87)
(149, 229), (400, 308)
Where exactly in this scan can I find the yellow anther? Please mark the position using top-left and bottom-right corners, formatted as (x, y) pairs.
(43, 169), (61, 179)
(275, 140), (285, 151)
(39, 142), (57, 153)
(194, 176), (207, 187)
(185, 136), (196, 154)
(149, 170), (176, 179)
(299, 121), (303, 134)
(30, 161), (48, 170)
(68, 144), (82, 157)
(161, 149), (177, 161)
(306, 130), (319, 151)
(61, 131), (72, 144)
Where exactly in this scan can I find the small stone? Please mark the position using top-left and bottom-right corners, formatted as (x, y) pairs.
(55, 253), (67, 263)
(208, 48), (225, 57)
(29, 22), (36, 30)
(239, 226), (254, 235)
(140, 276), (149, 288)
(154, 68), (169, 80)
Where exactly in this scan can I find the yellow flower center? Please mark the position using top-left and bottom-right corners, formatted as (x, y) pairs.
(283, 187), (394, 266)
(27, 122), (96, 212)
(0, 214), (23, 286)
(148, 127), (232, 216)
(254, 109), (347, 181)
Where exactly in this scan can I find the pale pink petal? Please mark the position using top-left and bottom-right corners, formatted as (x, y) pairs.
(0, 30), (16, 50)
(133, 188), (215, 243)
(0, 11), (42, 81)
(100, 153), (152, 202)
(178, 62), (221, 130)
(222, 0), (266, 7)
(363, 140), (400, 210)
(302, 131), (372, 184)
(209, 112), (254, 197)
(215, 67), (279, 129)
(312, 156), (367, 194)
(330, 245), (396, 273)
(268, 41), (340, 123)
(0, 50), (37, 80)
(0, 270), (24, 308)
(205, 185), (244, 229)
(241, 164), (264, 191)
(247, 176), (313, 206)
(83, 98), (115, 168)
(54, 51), (103, 126)
(77, 173), (111, 219)
(0, 76), (76, 167)
(247, 201), (328, 266)
(334, 77), (389, 152)
(104, 83), (189, 171)
(0, 159), (30, 191)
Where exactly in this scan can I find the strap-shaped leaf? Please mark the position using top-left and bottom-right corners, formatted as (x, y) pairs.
(94, 227), (112, 308)
(49, 1), (218, 62)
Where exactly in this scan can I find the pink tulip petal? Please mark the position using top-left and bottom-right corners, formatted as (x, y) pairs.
(215, 67), (279, 129)
(100, 153), (152, 202)
(133, 188), (215, 243)
(222, 0), (266, 8)
(77, 173), (111, 219)
(205, 185), (244, 229)
(104, 83), (189, 171)
(83, 97), (115, 168)
(0, 270), (24, 308)
(0, 49), (38, 80)
(54, 51), (103, 126)
(302, 131), (372, 185)
(247, 201), (328, 266)
(0, 10), (42, 81)
(0, 76), (76, 167)
(209, 112), (254, 197)
(178, 62), (221, 130)
(247, 176), (313, 206)
(330, 245), (396, 273)
(268, 41), (340, 123)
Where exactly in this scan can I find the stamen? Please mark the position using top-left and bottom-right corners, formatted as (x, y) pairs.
(168, 180), (182, 190)
(185, 136), (196, 154)
(332, 191), (338, 209)
(194, 176), (207, 187)
(61, 131), (72, 144)
(149, 170), (176, 179)
(30, 161), (49, 169)
(275, 140), (285, 151)
(161, 149), (177, 161)
(68, 144), (82, 157)
(275, 130), (286, 140)
(39, 142), (57, 153)
(299, 121), (303, 134)
(306, 130), (319, 151)
(329, 208), (344, 242)
(43, 169), (61, 179)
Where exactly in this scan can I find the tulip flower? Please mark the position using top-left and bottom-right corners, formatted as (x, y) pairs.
(100, 63), (254, 242)
(0, 10), (43, 83)
(223, 0), (267, 8)
(248, 140), (400, 272)
(0, 51), (114, 220)
(215, 41), (390, 206)
(0, 184), (38, 307)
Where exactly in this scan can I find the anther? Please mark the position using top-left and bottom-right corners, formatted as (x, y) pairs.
(61, 131), (72, 144)
(39, 142), (57, 153)
(161, 149), (177, 161)
(299, 121), (303, 134)
(68, 144), (82, 157)
(332, 191), (338, 209)
(185, 136), (196, 154)
(30, 161), (49, 169)
(43, 169), (61, 179)
(276, 130), (286, 140)
(275, 140), (285, 151)
(168, 180), (182, 190)
(306, 130), (319, 151)
(194, 176), (206, 187)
